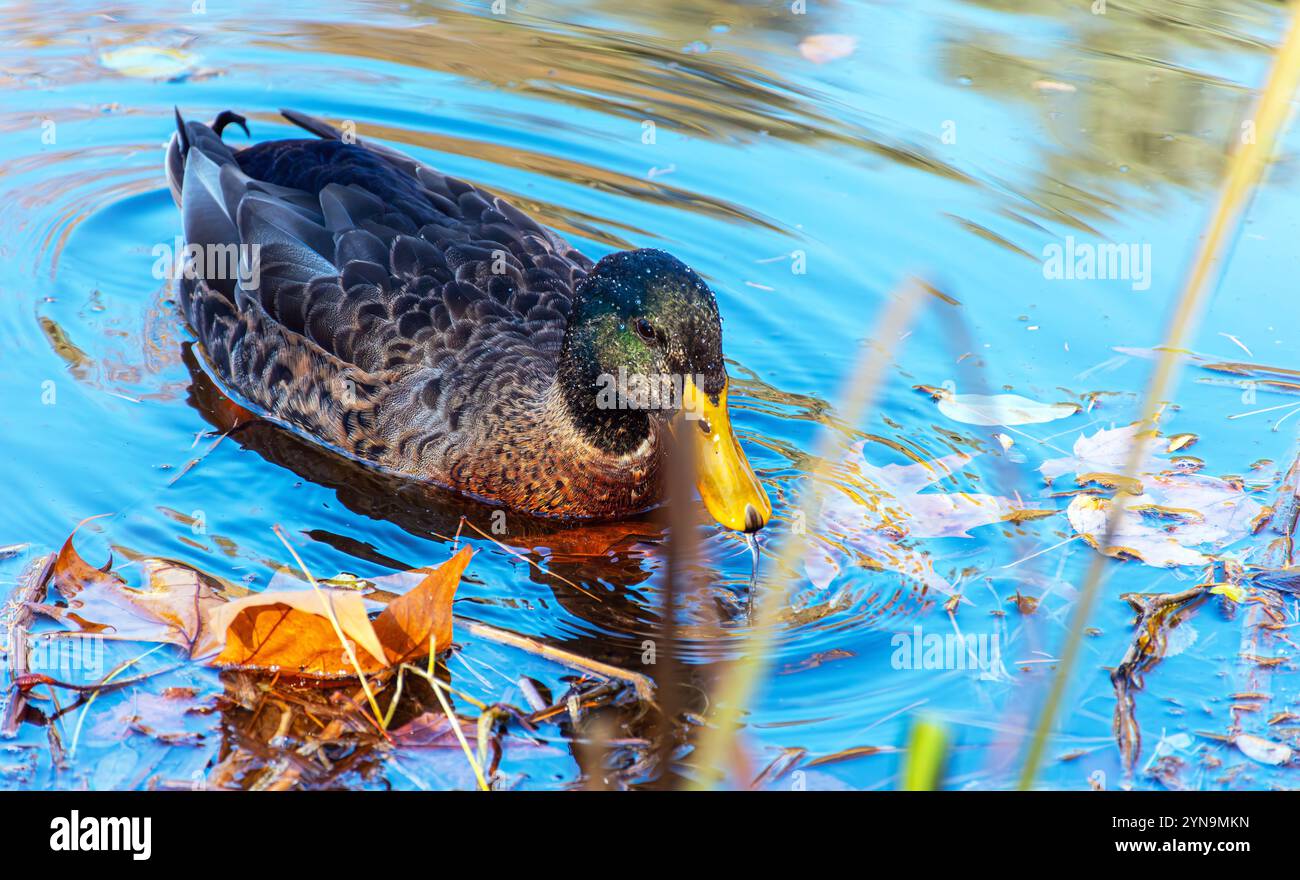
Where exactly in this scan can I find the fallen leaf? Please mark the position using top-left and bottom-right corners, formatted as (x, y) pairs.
(920, 387), (1080, 426)
(34, 519), (223, 652)
(99, 46), (197, 79)
(1234, 734), (1292, 765)
(1066, 474), (1265, 568)
(198, 546), (473, 678)
(1009, 590), (1039, 615)
(1040, 422), (1168, 483)
(33, 521), (472, 680)
(1210, 583), (1248, 603)
(372, 546), (472, 664)
(200, 589), (390, 677)
(1048, 425), (1266, 567)
(798, 34), (858, 64)
(805, 441), (1054, 592)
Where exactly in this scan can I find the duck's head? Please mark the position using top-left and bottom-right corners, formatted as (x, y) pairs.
(558, 248), (772, 533)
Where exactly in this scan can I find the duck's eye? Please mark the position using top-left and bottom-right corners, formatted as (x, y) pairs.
(634, 317), (656, 342)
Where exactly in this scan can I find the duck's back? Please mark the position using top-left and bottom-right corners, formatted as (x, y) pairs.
(165, 110), (603, 505)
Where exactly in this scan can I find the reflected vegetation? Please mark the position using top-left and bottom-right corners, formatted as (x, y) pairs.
(944, 0), (1278, 222)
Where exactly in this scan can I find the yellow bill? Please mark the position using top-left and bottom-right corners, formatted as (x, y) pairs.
(680, 377), (772, 532)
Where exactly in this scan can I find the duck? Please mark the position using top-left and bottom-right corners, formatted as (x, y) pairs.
(165, 109), (771, 532)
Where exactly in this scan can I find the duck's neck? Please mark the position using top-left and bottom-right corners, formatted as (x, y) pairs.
(553, 357), (657, 459)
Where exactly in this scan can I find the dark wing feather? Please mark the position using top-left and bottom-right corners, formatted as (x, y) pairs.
(164, 108), (595, 482)
(223, 129), (591, 373)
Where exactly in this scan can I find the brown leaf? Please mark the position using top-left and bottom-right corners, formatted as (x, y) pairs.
(1009, 590), (1040, 615)
(200, 590), (389, 678)
(199, 547), (472, 678)
(39, 520), (472, 680)
(38, 518), (222, 652)
(373, 546), (472, 664)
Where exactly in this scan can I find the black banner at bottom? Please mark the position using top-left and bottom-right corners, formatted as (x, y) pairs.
(0, 790), (1280, 866)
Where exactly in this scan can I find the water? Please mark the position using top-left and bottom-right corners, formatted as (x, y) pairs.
(1, 0), (1298, 790)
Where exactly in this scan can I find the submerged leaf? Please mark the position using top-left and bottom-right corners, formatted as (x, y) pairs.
(1049, 424), (1267, 568)
(87, 688), (212, 747)
(805, 441), (1053, 593)
(390, 711), (483, 749)
(1040, 423), (1168, 483)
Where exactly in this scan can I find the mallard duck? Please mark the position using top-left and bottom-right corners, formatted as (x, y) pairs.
(165, 109), (771, 532)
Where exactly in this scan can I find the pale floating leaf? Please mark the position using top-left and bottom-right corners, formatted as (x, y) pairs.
(1040, 422), (1168, 482)
(798, 34), (857, 64)
(1234, 734), (1292, 765)
(934, 391), (1080, 426)
(99, 46), (197, 79)
(1066, 473), (1265, 568)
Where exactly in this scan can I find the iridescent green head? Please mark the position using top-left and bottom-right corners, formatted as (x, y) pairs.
(558, 248), (770, 532)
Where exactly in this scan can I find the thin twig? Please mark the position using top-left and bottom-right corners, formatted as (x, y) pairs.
(1, 552), (54, 737)
(457, 517), (601, 602)
(460, 618), (655, 704)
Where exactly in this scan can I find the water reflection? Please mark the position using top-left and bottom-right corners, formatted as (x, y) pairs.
(944, 0), (1276, 224)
